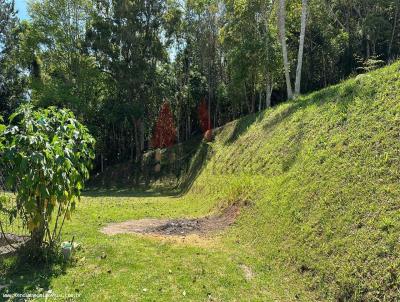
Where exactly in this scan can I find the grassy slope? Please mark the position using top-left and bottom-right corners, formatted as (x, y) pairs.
(2, 62), (400, 301)
(197, 62), (400, 300)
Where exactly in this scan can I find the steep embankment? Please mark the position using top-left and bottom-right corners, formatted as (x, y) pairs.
(183, 62), (400, 300)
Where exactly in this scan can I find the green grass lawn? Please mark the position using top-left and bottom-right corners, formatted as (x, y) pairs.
(1, 62), (400, 301)
(1, 191), (317, 301)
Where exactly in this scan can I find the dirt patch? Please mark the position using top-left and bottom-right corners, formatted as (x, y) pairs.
(0, 233), (29, 256)
(240, 264), (255, 281)
(101, 203), (243, 237)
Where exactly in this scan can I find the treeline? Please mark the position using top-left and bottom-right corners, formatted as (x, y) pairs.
(1, 0), (399, 171)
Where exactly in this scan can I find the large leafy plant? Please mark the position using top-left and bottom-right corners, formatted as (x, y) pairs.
(1, 104), (95, 252)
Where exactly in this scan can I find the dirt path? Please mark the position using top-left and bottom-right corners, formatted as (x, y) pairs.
(101, 203), (242, 237)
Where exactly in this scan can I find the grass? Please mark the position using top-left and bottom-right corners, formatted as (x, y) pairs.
(1, 62), (400, 301)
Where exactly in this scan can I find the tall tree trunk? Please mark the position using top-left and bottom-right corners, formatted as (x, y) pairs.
(294, 0), (308, 96)
(278, 0), (293, 99)
(389, 0), (399, 58)
(251, 85), (256, 113)
(264, 3), (274, 109)
(266, 75), (273, 108)
(366, 38), (371, 59)
(133, 118), (142, 186)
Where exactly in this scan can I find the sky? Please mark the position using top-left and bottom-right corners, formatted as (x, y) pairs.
(15, 0), (29, 20)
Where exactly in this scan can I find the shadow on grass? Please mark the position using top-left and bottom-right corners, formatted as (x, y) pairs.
(84, 141), (211, 198)
(262, 80), (356, 133)
(281, 120), (306, 173)
(224, 112), (263, 145)
(82, 188), (179, 198)
(0, 254), (68, 298)
(178, 142), (210, 196)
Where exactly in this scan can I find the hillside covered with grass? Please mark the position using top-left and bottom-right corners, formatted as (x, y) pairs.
(179, 61), (400, 300)
(2, 62), (400, 301)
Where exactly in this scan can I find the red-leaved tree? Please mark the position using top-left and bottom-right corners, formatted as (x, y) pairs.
(198, 97), (211, 133)
(151, 100), (177, 148)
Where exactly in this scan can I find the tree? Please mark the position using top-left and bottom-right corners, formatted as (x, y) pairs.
(278, 0), (293, 99)
(151, 101), (177, 149)
(0, 0), (25, 116)
(1, 105), (95, 257)
(278, 0), (308, 98)
(294, 0), (308, 96)
(87, 0), (167, 165)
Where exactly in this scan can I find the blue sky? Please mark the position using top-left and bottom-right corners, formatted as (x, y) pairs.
(15, 0), (29, 20)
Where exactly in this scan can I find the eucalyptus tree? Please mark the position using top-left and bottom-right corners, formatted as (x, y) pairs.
(222, 0), (280, 112)
(183, 0), (223, 126)
(277, 0), (292, 99)
(0, 0), (25, 116)
(294, 0), (307, 96)
(27, 0), (96, 110)
(87, 0), (167, 169)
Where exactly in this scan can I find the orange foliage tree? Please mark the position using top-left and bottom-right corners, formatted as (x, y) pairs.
(151, 100), (177, 148)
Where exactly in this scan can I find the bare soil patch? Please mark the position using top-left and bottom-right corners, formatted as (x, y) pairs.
(101, 202), (243, 237)
(0, 233), (29, 256)
(240, 264), (255, 281)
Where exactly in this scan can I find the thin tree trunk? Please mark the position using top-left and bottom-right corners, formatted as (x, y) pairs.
(389, 0), (399, 58)
(264, 3), (274, 109)
(133, 118), (141, 186)
(278, 0), (293, 99)
(322, 51), (327, 87)
(266, 77), (273, 108)
(251, 85), (256, 113)
(294, 0), (308, 96)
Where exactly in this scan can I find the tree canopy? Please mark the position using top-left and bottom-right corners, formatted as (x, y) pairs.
(0, 0), (399, 171)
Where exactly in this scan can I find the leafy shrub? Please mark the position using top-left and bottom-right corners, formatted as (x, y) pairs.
(0, 105), (95, 257)
(355, 55), (385, 73)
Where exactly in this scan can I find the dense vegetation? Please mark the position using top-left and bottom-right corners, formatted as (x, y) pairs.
(2, 61), (399, 301)
(1, 0), (399, 172)
(1, 0), (400, 300)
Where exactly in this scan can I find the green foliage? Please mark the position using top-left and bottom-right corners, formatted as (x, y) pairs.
(7, 0), (399, 170)
(355, 55), (385, 73)
(2, 62), (400, 301)
(0, 104), (95, 252)
(0, 0), (26, 116)
(0, 115), (4, 150)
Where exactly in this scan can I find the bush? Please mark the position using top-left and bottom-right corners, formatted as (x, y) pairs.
(0, 105), (95, 258)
